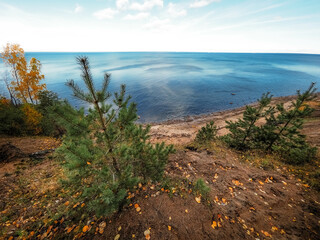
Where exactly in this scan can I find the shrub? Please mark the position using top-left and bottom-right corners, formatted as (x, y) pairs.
(224, 93), (272, 150)
(222, 83), (317, 165)
(36, 90), (65, 136)
(195, 121), (217, 143)
(0, 100), (26, 135)
(21, 104), (42, 135)
(55, 57), (174, 216)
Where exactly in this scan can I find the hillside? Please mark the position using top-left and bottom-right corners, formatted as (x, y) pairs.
(0, 95), (319, 240)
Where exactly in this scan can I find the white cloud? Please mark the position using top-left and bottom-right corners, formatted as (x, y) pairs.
(190, 0), (220, 8)
(116, 0), (129, 10)
(124, 12), (150, 20)
(93, 8), (118, 20)
(130, 0), (163, 11)
(74, 4), (83, 13)
(168, 3), (186, 17)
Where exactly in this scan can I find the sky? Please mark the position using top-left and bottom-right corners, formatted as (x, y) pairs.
(0, 0), (319, 53)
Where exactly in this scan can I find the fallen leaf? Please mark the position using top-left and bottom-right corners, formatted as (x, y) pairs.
(144, 229), (151, 239)
(271, 226), (278, 232)
(64, 201), (69, 206)
(195, 196), (201, 203)
(168, 226), (172, 231)
(73, 202), (80, 208)
(87, 162), (91, 165)
(136, 207), (141, 212)
(114, 234), (120, 240)
(258, 181), (264, 185)
(232, 180), (243, 186)
(83, 225), (89, 232)
(211, 221), (217, 229)
(261, 230), (272, 237)
(185, 209), (188, 213)
(99, 221), (106, 234)
(222, 198), (227, 203)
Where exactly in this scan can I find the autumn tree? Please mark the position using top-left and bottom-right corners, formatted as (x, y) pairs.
(1, 43), (46, 104)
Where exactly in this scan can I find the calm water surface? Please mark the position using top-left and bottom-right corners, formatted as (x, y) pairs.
(1, 52), (319, 122)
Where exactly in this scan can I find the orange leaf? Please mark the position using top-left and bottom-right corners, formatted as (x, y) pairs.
(87, 162), (91, 165)
(211, 221), (217, 229)
(64, 201), (69, 206)
(258, 181), (264, 185)
(83, 225), (89, 232)
(168, 225), (172, 231)
(261, 230), (272, 237)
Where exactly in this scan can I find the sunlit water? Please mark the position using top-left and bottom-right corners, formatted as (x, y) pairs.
(1, 52), (319, 123)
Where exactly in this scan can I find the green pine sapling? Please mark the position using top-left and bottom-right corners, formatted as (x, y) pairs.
(55, 56), (174, 216)
(223, 93), (272, 150)
(262, 82), (317, 164)
(195, 121), (217, 143)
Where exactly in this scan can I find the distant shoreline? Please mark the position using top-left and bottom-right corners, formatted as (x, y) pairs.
(147, 92), (320, 146)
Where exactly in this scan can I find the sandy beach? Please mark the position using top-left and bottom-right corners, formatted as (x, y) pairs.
(148, 93), (320, 147)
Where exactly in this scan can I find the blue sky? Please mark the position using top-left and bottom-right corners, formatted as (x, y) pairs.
(0, 0), (319, 53)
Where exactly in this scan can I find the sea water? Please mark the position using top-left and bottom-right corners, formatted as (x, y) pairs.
(1, 52), (319, 122)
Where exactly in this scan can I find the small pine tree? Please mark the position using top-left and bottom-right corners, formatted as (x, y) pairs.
(55, 57), (174, 216)
(222, 82), (317, 164)
(223, 93), (272, 150)
(261, 82), (317, 164)
(195, 121), (217, 143)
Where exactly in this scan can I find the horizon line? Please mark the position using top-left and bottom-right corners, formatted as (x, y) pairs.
(24, 51), (320, 55)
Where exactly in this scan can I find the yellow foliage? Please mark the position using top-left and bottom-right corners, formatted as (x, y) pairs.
(21, 104), (42, 134)
(1, 43), (46, 103)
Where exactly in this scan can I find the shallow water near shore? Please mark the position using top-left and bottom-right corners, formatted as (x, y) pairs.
(1, 52), (319, 122)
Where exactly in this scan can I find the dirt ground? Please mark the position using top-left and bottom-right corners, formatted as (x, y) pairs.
(0, 94), (319, 240)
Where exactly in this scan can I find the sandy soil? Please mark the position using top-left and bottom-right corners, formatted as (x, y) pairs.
(148, 94), (320, 147)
